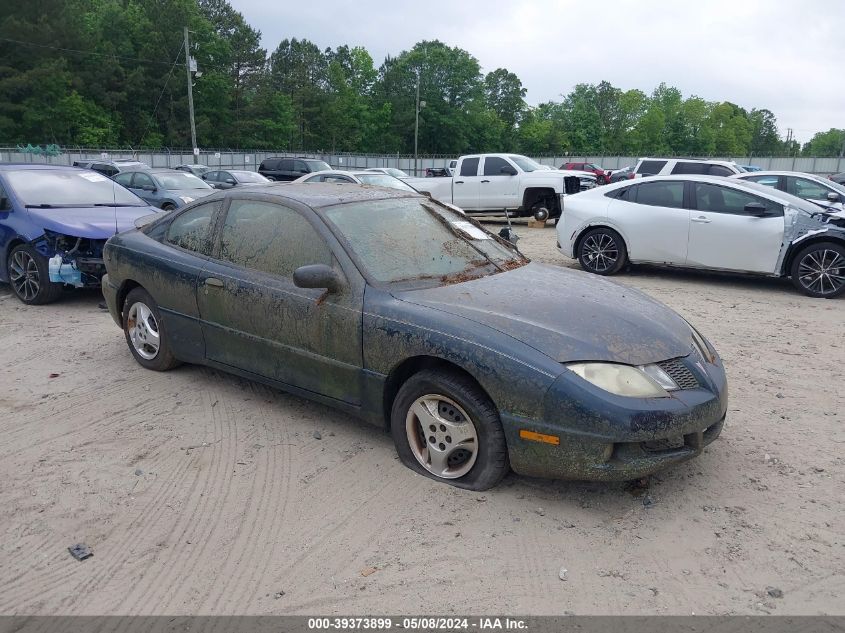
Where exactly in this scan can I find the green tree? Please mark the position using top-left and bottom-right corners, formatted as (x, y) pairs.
(802, 128), (845, 157)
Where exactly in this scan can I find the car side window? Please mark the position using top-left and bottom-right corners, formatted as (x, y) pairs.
(325, 175), (353, 183)
(606, 185), (634, 201)
(133, 173), (155, 189)
(671, 162), (707, 175)
(114, 172), (134, 187)
(279, 159), (294, 171)
(459, 158), (479, 177)
(708, 165), (734, 177)
(166, 200), (220, 255)
(637, 160), (667, 175)
(0, 180), (10, 210)
(294, 160), (308, 173)
(218, 200), (332, 278)
(786, 176), (831, 201)
(634, 181), (684, 209)
(483, 156), (511, 176)
(220, 172), (234, 183)
(694, 183), (782, 216)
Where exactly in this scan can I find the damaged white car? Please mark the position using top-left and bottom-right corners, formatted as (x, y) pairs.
(557, 174), (845, 298)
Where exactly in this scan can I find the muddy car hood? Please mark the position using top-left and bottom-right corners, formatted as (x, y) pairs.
(394, 263), (694, 366)
(27, 205), (159, 239)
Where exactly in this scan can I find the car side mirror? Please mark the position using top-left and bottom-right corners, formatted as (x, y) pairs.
(293, 264), (343, 293)
(827, 191), (840, 202)
(0, 196), (10, 211)
(226, 178), (236, 185)
(744, 202), (768, 217)
(142, 184), (157, 192)
(500, 166), (517, 176)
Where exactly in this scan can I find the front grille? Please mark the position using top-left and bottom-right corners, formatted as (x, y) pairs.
(642, 436), (686, 452)
(657, 358), (699, 390)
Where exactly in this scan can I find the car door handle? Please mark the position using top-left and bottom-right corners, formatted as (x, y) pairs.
(691, 216), (711, 223)
(455, 180), (464, 184)
(481, 180), (490, 183)
(204, 277), (224, 288)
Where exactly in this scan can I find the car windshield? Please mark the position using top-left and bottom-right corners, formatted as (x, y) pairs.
(825, 179), (845, 195)
(355, 173), (417, 192)
(231, 171), (270, 183)
(6, 169), (146, 207)
(323, 197), (528, 286)
(383, 168), (408, 178)
(306, 160), (331, 172)
(156, 172), (212, 190)
(508, 155), (542, 172)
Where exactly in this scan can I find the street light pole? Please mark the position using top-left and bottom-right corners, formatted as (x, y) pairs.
(414, 69), (420, 177)
(184, 26), (197, 153)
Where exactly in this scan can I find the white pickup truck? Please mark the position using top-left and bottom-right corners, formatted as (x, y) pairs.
(407, 154), (596, 220)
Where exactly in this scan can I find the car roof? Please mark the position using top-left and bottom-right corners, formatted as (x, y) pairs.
(734, 170), (828, 180)
(0, 163), (86, 172)
(222, 182), (421, 208)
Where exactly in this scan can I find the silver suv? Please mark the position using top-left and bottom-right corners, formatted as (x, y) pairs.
(633, 157), (744, 178)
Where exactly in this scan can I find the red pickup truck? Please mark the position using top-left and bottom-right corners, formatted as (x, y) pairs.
(559, 162), (610, 185)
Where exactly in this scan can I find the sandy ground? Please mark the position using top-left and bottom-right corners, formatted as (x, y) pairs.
(0, 224), (842, 616)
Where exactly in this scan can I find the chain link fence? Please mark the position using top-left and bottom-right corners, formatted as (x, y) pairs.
(2, 146), (843, 176)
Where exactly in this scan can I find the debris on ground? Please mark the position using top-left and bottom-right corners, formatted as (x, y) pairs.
(48, 373), (60, 379)
(767, 587), (784, 599)
(558, 567), (568, 581)
(360, 566), (378, 577)
(535, 507), (545, 516)
(625, 477), (651, 496)
(134, 469), (143, 476)
(313, 431), (322, 440)
(68, 543), (93, 561)
(273, 591), (285, 599)
(642, 493), (655, 508)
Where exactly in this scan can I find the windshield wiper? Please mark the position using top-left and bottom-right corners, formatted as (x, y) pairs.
(93, 203), (146, 207)
(25, 203), (77, 208)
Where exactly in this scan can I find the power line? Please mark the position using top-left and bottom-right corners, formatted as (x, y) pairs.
(136, 47), (185, 146)
(0, 36), (186, 67)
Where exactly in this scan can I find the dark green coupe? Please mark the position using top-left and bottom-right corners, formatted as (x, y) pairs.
(102, 184), (727, 490)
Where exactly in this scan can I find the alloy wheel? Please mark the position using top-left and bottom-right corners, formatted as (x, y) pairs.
(405, 395), (479, 479)
(797, 249), (845, 296)
(9, 250), (40, 302)
(126, 301), (161, 360)
(583, 232), (619, 273)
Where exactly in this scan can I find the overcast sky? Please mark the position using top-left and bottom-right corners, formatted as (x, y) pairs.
(232, 0), (844, 143)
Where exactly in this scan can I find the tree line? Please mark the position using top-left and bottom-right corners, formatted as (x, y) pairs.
(1, 0), (842, 157)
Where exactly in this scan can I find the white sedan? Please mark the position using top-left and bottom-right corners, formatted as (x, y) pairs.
(732, 170), (845, 213)
(557, 174), (845, 298)
(292, 169), (418, 193)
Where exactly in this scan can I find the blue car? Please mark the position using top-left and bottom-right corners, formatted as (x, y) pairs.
(0, 164), (160, 305)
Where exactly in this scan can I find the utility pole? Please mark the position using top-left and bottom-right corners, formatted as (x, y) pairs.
(414, 69), (420, 177)
(184, 26), (197, 153)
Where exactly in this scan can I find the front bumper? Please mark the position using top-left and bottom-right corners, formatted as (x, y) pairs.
(101, 274), (122, 327)
(503, 354), (728, 481)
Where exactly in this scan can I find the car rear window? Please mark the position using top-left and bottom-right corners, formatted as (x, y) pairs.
(670, 162), (709, 175)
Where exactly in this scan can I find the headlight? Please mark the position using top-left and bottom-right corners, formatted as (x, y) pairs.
(567, 362), (677, 398)
(179, 196), (195, 204)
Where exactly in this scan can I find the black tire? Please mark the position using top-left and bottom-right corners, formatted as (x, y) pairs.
(7, 244), (64, 305)
(577, 227), (627, 275)
(122, 287), (180, 371)
(390, 369), (509, 491)
(161, 203), (176, 211)
(790, 241), (845, 298)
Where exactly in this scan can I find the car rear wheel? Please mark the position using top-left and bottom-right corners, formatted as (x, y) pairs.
(7, 244), (64, 305)
(790, 241), (845, 298)
(578, 227), (627, 275)
(161, 203), (176, 211)
(122, 287), (179, 370)
(391, 369), (509, 490)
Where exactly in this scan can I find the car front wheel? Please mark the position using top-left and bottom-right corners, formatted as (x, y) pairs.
(391, 369), (509, 490)
(122, 287), (180, 370)
(7, 244), (64, 305)
(577, 227), (627, 275)
(790, 241), (845, 298)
